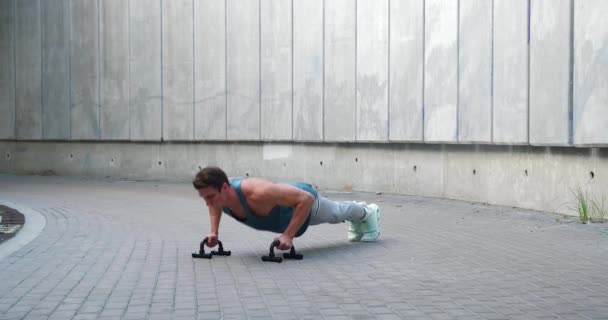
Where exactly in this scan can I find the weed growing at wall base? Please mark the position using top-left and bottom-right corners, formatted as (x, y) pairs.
(569, 187), (589, 224)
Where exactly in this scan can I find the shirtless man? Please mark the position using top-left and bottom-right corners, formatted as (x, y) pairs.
(193, 166), (380, 250)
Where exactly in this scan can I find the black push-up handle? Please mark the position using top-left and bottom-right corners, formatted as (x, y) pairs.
(192, 238), (212, 259)
(261, 240), (303, 263)
(192, 237), (231, 259)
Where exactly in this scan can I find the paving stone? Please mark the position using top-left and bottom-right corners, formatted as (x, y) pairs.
(0, 175), (607, 320)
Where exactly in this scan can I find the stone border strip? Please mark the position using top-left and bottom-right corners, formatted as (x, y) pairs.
(0, 199), (46, 261)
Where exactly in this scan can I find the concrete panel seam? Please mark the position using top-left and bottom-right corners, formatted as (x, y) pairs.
(192, 0), (195, 139)
(160, 0), (164, 141)
(491, 0), (494, 143)
(387, 0), (391, 139)
(291, 0), (294, 140)
(128, 0), (131, 140)
(322, 0), (325, 141)
(97, 0), (101, 140)
(40, 0), (43, 139)
(456, 0), (460, 143)
(225, 0), (228, 140)
(422, 0), (425, 142)
(13, 0), (17, 139)
(259, 0), (262, 140)
(355, 0), (358, 141)
(68, 0), (72, 139)
(568, 0), (574, 145)
(526, 0), (530, 144)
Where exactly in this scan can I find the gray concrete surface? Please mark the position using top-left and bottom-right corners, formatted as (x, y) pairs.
(324, 0), (356, 142)
(1, 174), (607, 320)
(260, 0), (292, 141)
(15, 0), (41, 140)
(70, 0), (99, 140)
(100, 0), (129, 140)
(529, 0), (571, 146)
(458, 0), (492, 144)
(0, 0), (15, 140)
(356, 0), (389, 142)
(129, 0), (162, 142)
(573, 0), (608, 146)
(492, 0), (528, 145)
(194, 0), (226, 141)
(2, 141), (608, 218)
(292, 0), (323, 142)
(41, 0), (70, 140)
(2, 0), (608, 146)
(227, 0), (260, 141)
(389, 0), (423, 142)
(424, 0), (458, 143)
(161, 0), (194, 141)
(2, 0), (608, 229)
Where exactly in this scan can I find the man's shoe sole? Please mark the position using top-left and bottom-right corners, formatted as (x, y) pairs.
(360, 229), (380, 242)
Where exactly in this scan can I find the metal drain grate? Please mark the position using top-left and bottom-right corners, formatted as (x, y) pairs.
(0, 205), (25, 244)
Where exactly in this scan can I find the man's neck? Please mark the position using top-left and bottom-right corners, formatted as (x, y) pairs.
(224, 186), (242, 211)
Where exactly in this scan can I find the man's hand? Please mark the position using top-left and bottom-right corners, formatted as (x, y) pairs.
(206, 233), (218, 247)
(274, 233), (293, 251)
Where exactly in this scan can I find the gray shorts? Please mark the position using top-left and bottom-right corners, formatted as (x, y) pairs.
(308, 196), (367, 225)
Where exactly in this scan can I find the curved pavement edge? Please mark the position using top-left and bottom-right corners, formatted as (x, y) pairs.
(0, 199), (46, 261)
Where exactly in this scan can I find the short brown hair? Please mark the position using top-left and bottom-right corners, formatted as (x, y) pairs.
(192, 166), (229, 190)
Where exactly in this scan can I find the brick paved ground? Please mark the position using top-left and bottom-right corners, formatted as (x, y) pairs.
(0, 174), (607, 320)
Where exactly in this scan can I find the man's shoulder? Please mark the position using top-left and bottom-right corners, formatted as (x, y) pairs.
(240, 177), (272, 191)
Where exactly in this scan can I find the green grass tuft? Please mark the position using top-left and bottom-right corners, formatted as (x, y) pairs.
(569, 187), (589, 224)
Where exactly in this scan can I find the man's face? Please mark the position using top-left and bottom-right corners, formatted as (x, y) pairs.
(198, 183), (227, 209)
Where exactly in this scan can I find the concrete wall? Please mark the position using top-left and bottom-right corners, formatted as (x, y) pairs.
(1, 0), (608, 215)
(493, 0), (528, 144)
(424, 0), (457, 143)
(70, 0), (99, 140)
(573, 0), (608, 146)
(42, 0), (70, 140)
(1, 141), (606, 217)
(324, 0), (356, 141)
(458, 0), (492, 143)
(14, 0), (42, 139)
(293, 0), (323, 141)
(389, 0), (423, 141)
(0, 0), (15, 139)
(1, 0), (606, 146)
(227, 0), (260, 140)
(194, 0), (226, 140)
(529, 0), (571, 146)
(129, 0), (162, 141)
(100, 0), (129, 140)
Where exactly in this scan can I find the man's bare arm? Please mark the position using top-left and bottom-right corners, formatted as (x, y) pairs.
(250, 180), (314, 248)
(207, 206), (222, 247)
(278, 185), (314, 239)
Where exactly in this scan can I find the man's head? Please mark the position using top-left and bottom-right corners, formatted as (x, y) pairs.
(193, 166), (230, 208)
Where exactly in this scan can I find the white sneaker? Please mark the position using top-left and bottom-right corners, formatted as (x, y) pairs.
(360, 203), (380, 242)
(348, 221), (362, 241)
(348, 201), (366, 241)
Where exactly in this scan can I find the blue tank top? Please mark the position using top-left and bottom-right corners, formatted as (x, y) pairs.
(222, 178), (318, 237)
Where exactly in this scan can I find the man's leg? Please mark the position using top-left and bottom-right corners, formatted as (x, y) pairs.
(309, 196), (380, 241)
(309, 196), (366, 225)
